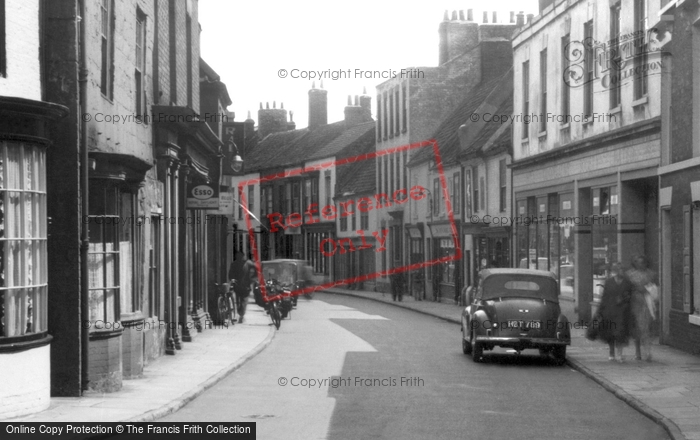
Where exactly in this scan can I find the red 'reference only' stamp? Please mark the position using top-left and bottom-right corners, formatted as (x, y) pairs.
(238, 139), (461, 300)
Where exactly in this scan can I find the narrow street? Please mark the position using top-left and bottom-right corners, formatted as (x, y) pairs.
(160, 293), (669, 440)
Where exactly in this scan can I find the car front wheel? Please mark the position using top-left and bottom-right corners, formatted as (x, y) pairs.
(462, 326), (472, 355)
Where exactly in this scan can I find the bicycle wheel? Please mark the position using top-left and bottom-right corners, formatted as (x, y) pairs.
(218, 297), (229, 325)
(228, 295), (236, 322)
(270, 302), (281, 329)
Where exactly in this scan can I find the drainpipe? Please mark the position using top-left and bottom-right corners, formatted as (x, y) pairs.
(78, 0), (90, 393)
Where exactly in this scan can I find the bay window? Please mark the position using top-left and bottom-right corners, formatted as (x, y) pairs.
(0, 142), (48, 339)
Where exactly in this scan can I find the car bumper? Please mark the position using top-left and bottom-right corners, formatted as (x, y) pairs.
(475, 336), (570, 347)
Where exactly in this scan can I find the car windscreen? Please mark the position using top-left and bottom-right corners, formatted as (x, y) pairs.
(261, 262), (297, 286)
(481, 275), (559, 302)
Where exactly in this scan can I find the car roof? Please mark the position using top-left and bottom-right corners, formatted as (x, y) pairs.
(481, 268), (557, 280)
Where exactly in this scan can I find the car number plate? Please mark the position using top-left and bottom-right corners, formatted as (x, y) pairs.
(507, 320), (541, 329)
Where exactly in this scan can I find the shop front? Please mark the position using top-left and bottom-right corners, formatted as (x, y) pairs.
(429, 222), (460, 303)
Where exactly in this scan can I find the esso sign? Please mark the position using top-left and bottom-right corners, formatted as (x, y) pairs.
(192, 185), (214, 200)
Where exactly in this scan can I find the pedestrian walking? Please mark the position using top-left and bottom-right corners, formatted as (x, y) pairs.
(597, 263), (633, 362)
(626, 255), (658, 361)
(228, 250), (255, 323)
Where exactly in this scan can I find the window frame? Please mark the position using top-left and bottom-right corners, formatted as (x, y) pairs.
(540, 49), (548, 133)
(561, 34), (571, 122)
(100, 0), (115, 100)
(522, 60), (530, 139)
(0, 142), (49, 341)
(609, 5), (622, 109)
(135, 9), (147, 120)
(499, 159), (507, 212)
(584, 20), (594, 118)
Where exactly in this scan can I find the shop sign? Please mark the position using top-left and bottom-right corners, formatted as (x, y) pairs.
(187, 183), (219, 209)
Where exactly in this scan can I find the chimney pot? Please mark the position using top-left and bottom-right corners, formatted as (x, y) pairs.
(266, 102), (269, 109)
(527, 13), (534, 24)
(247, 110), (252, 119)
(451, 10), (457, 20)
(348, 95), (352, 105)
(467, 9), (473, 21)
(510, 11), (515, 23)
(281, 102), (284, 109)
(516, 11), (525, 26)
(493, 11), (497, 23)
(259, 102), (262, 109)
(273, 100), (276, 109)
(443, 10), (449, 21)
(483, 11), (488, 23)
(459, 10), (465, 20)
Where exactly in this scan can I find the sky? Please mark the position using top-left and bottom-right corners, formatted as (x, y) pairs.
(198, 0), (538, 129)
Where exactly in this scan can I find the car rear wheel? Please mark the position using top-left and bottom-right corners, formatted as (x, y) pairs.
(462, 326), (472, 355)
(471, 332), (483, 362)
(552, 345), (566, 365)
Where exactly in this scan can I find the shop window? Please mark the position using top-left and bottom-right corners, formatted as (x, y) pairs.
(88, 185), (121, 328)
(592, 186), (618, 277)
(0, 142), (48, 339)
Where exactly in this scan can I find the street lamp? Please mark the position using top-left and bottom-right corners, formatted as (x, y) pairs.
(232, 153), (243, 172)
(231, 141), (243, 172)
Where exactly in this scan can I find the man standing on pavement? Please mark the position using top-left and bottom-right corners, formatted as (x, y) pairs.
(229, 250), (256, 323)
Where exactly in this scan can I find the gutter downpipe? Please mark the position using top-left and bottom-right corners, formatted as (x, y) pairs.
(78, 0), (90, 393)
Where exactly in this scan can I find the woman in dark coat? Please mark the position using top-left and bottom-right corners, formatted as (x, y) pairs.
(597, 262), (634, 362)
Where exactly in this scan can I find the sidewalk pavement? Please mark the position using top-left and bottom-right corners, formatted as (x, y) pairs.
(325, 287), (700, 440)
(3, 300), (275, 424)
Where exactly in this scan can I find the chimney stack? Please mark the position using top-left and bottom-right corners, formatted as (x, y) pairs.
(345, 90), (371, 127)
(516, 11), (525, 26)
(258, 101), (289, 139)
(308, 82), (328, 130)
(439, 11), (480, 65)
(359, 86), (372, 118)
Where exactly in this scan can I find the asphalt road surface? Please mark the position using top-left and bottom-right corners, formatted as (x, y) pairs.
(159, 292), (670, 440)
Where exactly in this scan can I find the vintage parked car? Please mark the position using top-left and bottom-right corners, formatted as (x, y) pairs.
(258, 259), (316, 305)
(461, 269), (571, 364)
